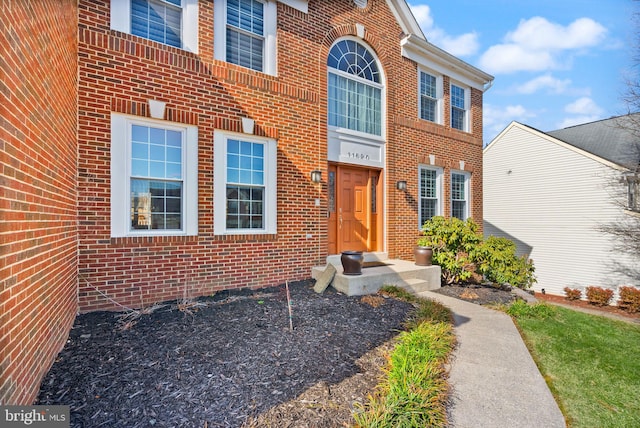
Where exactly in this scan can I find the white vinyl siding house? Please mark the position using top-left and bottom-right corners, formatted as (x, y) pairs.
(484, 121), (635, 298)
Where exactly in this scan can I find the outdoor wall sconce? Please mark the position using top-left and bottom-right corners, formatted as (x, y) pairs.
(396, 180), (407, 191)
(311, 170), (322, 183)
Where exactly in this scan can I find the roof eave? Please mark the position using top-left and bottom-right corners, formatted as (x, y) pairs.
(401, 34), (494, 92)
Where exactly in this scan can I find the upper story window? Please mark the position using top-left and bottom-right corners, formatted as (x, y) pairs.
(451, 171), (470, 220)
(226, 0), (264, 71)
(214, 0), (277, 75)
(451, 83), (469, 132)
(327, 39), (383, 136)
(419, 70), (442, 123)
(419, 166), (442, 228)
(111, 114), (198, 237)
(111, 0), (199, 53)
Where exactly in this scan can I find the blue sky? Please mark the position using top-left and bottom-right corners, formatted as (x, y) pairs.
(408, 0), (637, 144)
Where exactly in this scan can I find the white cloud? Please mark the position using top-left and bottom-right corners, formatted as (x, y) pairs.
(553, 98), (605, 129)
(515, 74), (572, 94)
(479, 16), (608, 74)
(480, 45), (556, 73)
(483, 104), (537, 142)
(410, 4), (434, 30)
(409, 4), (479, 57)
(564, 97), (604, 115)
(505, 17), (607, 50)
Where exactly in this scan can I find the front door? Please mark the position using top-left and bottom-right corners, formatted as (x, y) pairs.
(328, 165), (381, 254)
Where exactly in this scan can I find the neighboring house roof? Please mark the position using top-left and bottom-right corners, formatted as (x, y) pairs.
(546, 114), (640, 171)
(485, 114), (640, 172)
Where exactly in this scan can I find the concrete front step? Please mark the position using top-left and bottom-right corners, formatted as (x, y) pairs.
(311, 256), (441, 296)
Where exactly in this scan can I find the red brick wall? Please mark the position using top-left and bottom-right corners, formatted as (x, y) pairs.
(76, 0), (485, 311)
(0, 0), (78, 404)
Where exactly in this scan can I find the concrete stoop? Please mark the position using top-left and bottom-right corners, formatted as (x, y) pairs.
(311, 252), (441, 296)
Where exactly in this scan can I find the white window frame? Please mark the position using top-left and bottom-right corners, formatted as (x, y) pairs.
(111, 113), (198, 237)
(418, 68), (442, 124)
(451, 170), (470, 220)
(213, 130), (277, 235)
(213, 0), (278, 76)
(450, 82), (470, 132)
(326, 37), (385, 142)
(110, 0), (199, 53)
(418, 165), (442, 229)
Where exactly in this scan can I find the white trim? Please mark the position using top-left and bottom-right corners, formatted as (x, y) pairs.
(418, 164), (443, 228)
(401, 34), (493, 92)
(418, 67), (443, 124)
(451, 170), (470, 220)
(110, 113), (198, 237)
(450, 81), (470, 132)
(110, 0), (199, 53)
(385, 0), (426, 40)
(326, 36), (387, 149)
(214, 0), (278, 76)
(213, 130), (278, 235)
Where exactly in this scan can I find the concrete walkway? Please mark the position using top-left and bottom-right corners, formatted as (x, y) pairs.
(417, 290), (566, 428)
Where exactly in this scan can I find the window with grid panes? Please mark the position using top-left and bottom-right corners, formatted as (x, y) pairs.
(419, 166), (441, 227)
(451, 171), (469, 220)
(110, 114), (198, 237)
(420, 71), (438, 122)
(451, 84), (467, 131)
(327, 39), (382, 136)
(226, 0), (265, 71)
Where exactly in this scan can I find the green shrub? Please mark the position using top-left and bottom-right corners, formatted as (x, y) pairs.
(563, 287), (582, 301)
(418, 217), (535, 288)
(506, 300), (557, 319)
(617, 286), (640, 313)
(472, 236), (536, 289)
(419, 216), (482, 285)
(585, 286), (614, 306)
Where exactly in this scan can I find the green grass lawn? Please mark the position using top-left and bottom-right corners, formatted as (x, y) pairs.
(508, 301), (640, 428)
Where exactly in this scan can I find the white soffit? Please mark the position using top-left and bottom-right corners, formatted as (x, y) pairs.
(401, 34), (494, 91)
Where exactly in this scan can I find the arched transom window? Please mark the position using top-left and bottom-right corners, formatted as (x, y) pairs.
(327, 39), (382, 136)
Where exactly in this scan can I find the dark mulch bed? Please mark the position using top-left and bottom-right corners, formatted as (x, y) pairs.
(37, 280), (414, 428)
(432, 283), (518, 306)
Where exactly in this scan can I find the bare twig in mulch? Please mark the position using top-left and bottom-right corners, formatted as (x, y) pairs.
(36, 281), (413, 428)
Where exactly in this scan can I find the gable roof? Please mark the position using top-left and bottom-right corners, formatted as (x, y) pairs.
(546, 114), (640, 171)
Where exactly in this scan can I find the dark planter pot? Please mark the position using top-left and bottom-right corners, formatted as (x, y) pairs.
(414, 246), (433, 266)
(341, 251), (364, 275)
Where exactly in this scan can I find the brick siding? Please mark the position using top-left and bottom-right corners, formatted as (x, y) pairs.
(0, 0), (78, 404)
(75, 0), (485, 310)
(0, 0), (486, 403)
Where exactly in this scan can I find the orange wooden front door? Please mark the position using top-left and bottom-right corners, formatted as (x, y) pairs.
(328, 165), (381, 254)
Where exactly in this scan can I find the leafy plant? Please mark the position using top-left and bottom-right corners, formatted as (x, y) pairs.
(563, 287), (582, 301)
(506, 300), (556, 319)
(418, 217), (535, 288)
(418, 216), (482, 285)
(617, 286), (640, 313)
(472, 236), (536, 288)
(585, 286), (614, 306)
